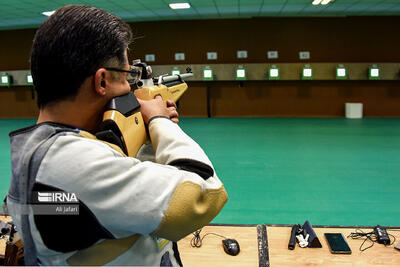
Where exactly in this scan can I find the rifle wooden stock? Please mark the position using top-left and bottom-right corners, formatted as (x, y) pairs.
(102, 109), (146, 157)
(134, 83), (188, 103)
(97, 81), (188, 157)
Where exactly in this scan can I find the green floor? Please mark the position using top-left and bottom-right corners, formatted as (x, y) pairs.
(1, 118), (399, 227)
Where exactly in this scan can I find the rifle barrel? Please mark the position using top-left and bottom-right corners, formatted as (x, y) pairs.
(161, 73), (193, 83)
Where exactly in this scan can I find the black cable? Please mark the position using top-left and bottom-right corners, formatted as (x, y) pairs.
(347, 229), (376, 251)
(388, 233), (396, 246)
(359, 235), (375, 251)
(347, 228), (397, 251)
(387, 229), (400, 245)
(190, 228), (228, 248)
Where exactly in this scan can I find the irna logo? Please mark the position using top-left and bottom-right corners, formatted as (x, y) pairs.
(38, 192), (78, 203)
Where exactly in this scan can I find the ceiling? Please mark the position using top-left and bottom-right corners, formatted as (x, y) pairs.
(0, 0), (399, 31)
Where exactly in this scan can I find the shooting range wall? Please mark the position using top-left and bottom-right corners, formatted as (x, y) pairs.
(0, 16), (399, 118)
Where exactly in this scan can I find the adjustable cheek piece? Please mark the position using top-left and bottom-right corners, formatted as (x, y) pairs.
(96, 91), (146, 157)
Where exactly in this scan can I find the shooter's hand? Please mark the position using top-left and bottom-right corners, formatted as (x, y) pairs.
(138, 95), (169, 125)
(167, 100), (179, 124)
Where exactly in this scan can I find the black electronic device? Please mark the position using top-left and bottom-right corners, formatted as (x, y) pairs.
(222, 239), (240, 256)
(374, 225), (390, 245)
(325, 233), (352, 254)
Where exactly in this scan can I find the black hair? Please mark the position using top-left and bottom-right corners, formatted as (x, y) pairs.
(30, 5), (133, 107)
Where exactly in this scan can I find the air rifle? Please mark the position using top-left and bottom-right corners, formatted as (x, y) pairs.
(96, 60), (193, 157)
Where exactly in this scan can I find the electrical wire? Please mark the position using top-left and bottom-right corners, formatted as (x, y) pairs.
(347, 228), (396, 251)
(387, 229), (400, 248)
(190, 228), (228, 248)
(347, 229), (376, 251)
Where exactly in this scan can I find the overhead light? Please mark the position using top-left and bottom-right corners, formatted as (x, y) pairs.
(268, 65), (280, 80)
(169, 3), (191, 9)
(42, 10), (55, 16)
(203, 66), (213, 81)
(312, 0), (333, 5)
(236, 66), (246, 81)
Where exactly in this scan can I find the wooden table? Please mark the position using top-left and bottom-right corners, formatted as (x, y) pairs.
(178, 224), (400, 267)
(268, 226), (400, 267)
(178, 225), (259, 267)
(1, 215), (400, 266)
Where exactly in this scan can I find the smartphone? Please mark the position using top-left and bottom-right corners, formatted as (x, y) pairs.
(324, 233), (351, 254)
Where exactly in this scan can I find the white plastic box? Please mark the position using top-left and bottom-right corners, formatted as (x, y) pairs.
(345, 103), (363, 119)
